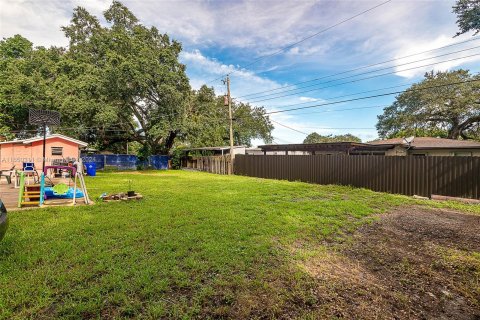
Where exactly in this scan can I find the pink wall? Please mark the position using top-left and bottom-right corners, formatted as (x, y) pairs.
(0, 137), (82, 170)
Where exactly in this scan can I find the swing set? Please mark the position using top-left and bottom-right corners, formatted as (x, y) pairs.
(17, 109), (91, 208)
(18, 165), (90, 208)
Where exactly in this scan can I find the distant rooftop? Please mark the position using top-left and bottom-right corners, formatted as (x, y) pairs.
(369, 137), (480, 149)
(259, 142), (392, 152)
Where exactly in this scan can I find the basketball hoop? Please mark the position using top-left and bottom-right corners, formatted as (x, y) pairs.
(28, 109), (61, 170)
(29, 109), (61, 126)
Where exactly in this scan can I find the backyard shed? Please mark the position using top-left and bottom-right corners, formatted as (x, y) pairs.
(0, 134), (88, 170)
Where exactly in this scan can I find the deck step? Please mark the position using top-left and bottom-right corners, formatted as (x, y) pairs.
(24, 191), (40, 195)
(21, 201), (40, 205)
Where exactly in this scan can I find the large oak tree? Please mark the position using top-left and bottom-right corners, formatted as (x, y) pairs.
(60, 2), (191, 155)
(0, 1), (273, 154)
(376, 70), (480, 140)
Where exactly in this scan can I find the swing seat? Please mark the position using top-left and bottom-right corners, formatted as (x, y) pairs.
(52, 183), (69, 196)
(44, 186), (84, 199)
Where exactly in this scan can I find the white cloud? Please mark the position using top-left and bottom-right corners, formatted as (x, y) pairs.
(286, 44), (330, 57)
(0, 0), (110, 47)
(180, 49), (282, 96)
(4, 0), (478, 77)
(125, 0), (321, 51)
(288, 47), (300, 55)
(299, 97), (318, 102)
(392, 35), (480, 78)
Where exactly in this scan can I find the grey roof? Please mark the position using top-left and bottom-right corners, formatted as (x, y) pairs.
(369, 137), (480, 149)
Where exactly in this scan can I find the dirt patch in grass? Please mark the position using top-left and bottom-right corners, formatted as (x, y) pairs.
(301, 206), (480, 319)
(196, 207), (480, 319)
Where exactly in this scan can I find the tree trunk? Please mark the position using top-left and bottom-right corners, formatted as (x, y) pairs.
(161, 130), (177, 154)
(133, 130), (178, 156)
(447, 118), (462, 139)
(447, 126), (461, 139)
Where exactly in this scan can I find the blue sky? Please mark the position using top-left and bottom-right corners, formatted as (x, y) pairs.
(1, 0), (479, 145)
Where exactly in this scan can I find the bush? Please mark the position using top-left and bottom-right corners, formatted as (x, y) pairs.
(170, 148), (183, 170)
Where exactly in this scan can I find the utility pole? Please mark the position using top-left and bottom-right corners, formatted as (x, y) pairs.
(225, 75), (234, 174)
(42, 123), (47, 171)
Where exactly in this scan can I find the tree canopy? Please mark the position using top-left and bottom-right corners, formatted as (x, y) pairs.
(453, 0), (480, 36)
(303, 133), (361, 144)
(0, 35), (64, 138)
(376, 70), (480, 140)
(0, 1), (272, 155)
(181, 85), (272, 148)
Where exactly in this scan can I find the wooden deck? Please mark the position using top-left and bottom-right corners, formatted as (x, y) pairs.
(0, 181), (20, 210)
(0, 178), (90, 211)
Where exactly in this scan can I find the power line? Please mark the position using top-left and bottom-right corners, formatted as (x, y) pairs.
(301, 126), (374, 130)
(249, 53), (480, 103)
(271, 136), (293, 144)
(288, 104), (387, 116)
(266, 84), (412, 111)
(204, 0), (393, 85)
(271, 119), (375, 136)
(7, 128), (128, 133)
(237, 37), (480, 99)
(248, 52), (480, 103)
(265, 78), (480, 115)
(10, 81), (478, 141)
(10, 103), (384, 135)
(270, 120), (309, 135)
(228, 79), (476, 135)
(244, 46), (480, 101)
(8, 115), (232, 133)
(265, 66), (477, 112)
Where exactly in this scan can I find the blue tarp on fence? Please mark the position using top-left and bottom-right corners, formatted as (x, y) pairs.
(81, 154), (169, 170)
(106, 154), (138, 170)
(81, 155), (108, 170)
(149, 155), (169, 170)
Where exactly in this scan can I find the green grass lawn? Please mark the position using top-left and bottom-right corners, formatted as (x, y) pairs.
(0, 171), (478, 319)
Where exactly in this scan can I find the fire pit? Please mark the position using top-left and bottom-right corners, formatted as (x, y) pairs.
(101, 193), (143, 202)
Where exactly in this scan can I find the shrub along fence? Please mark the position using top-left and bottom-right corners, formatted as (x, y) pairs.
(234, 155), (480, 200)
(81, 154), (169, 170)
(182, 156), (231, 175)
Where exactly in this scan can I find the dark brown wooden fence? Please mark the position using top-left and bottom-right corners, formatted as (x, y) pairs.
(234, 155), (480, 200)
(182, 156), (232, 175)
